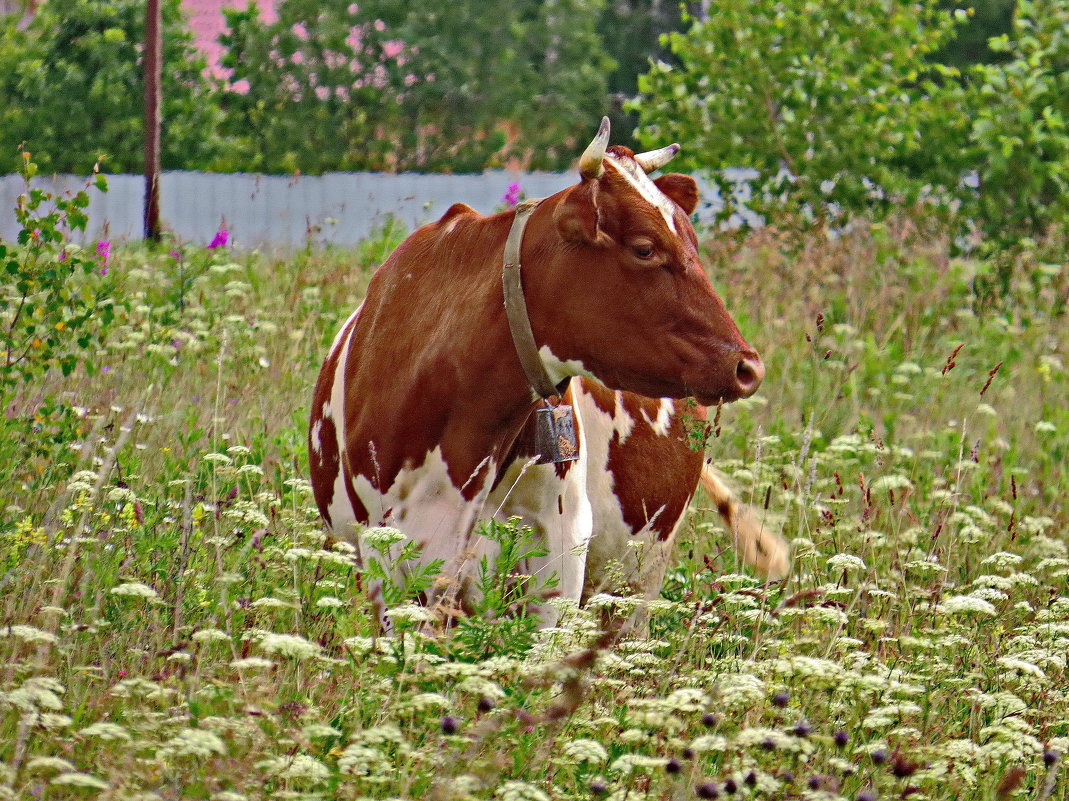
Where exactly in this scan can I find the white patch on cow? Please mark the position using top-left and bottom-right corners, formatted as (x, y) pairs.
(606, 155), (678, 233)
(327, 303), (364, 360)
(345, 445), (499, 609)
(570, 384), (684, 605)
(538, 345), (595, 391)
(324, 305), (362, 535)
(489, 406), (593, 617)
(310, 419), (323, 455)
(640, 398), (675, 437)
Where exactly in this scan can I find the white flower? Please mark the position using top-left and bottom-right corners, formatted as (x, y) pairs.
(302, 723), (342, 739)
(827, 553), (866, 572)
(938, 595), (997, 616)
(79, 721), (131, 741)
(996, 657), (1046, 680)
(229, 657), (274, 670)
(362, 526), (406, 549)
(160, 728), (227, 758)
(50, 773), (108, 789)
(905, 559), (947, 575)
(25, 757), (76, 773)
(191, 628), (231, 644)
(202, 452), (233, 465)
(110, 582), (159, 600)
(383, 603), (435, 624)
(609, 754), (667, 775)
(562, 739), (609, 764)
(337, 744), (391, 777)
(1, 625), (57, 644)
(402, 692), (449, 711)
(105, 487), (138, 504)
(688, 734), (728, 753)
(315, 596), (345, 609)
(258, 633), (321, 660)
(664, 687), (707, 712)
(257, 754), (331, 784)
(869, 474), (913, 492)
(496, 780), (551, 801)
(981, 551), (1024, 569)
(863, 703), (922, 728)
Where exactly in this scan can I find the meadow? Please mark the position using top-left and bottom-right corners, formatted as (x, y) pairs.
(1, 199), (1067, 800)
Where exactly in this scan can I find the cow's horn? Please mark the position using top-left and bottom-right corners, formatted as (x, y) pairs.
(579, 116), (611, 179)
(634, 144), (680, 173)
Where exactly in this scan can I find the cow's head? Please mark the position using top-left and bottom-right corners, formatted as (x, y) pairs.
(529, 117), (763, 406)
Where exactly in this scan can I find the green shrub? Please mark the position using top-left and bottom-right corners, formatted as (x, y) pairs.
(632, 0), (1069, 251)
(0, 153), (117, 486)
(0, 0), (225, 174)
(633, 0), (970, 225)
(969, 0), (1069, 244)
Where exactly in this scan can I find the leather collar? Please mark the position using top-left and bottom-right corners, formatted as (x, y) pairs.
(501, 198), (560, 399)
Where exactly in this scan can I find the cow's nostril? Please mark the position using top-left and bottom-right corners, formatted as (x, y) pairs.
(735, 356), (764, 397)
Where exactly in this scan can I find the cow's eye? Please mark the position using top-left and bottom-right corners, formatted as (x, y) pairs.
(632, 243), (656, 260)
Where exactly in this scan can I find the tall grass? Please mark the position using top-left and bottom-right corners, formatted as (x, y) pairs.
(0, 213), (1066, 800)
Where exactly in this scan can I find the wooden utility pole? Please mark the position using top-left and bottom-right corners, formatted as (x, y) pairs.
(143, 0), (162, 240)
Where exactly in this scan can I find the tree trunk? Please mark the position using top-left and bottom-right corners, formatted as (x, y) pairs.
(143, 0), (162, 241)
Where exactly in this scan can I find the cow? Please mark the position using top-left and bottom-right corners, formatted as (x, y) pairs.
(308, 117), (789, 628)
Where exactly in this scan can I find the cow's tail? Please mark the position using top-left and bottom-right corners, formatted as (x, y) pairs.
(699, 463), (790, 580)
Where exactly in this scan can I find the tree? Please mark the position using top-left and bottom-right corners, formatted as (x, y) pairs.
(632, 0), (972, 222)
(217, 0), (615, 173)
(0, 0), (223, 174)
(968, 0), (1069, 241)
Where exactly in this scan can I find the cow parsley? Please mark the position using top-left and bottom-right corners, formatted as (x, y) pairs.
(110, 582), (159, 600)
(50, 773), (108, 789)
(496, 780), (551, 801)
(938, 595), (997, 616)
(561, 739), (609, 764)
(259, 633), (321, 659)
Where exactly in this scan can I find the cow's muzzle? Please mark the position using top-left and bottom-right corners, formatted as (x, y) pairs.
(734, 351), (764, 398)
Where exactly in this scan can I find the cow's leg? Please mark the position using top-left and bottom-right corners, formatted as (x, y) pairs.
(489, 384), (592, 626)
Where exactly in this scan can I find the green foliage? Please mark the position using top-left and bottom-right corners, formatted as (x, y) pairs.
(361, 526), (444, 609)
(451, 517), (559, 660)
(0, 0), (223, 174)
(935, 0), (1016, 67)
(969, 0), (1069, 243)
(634, 0), (1069, 251)
(0, 153), (116, 488)
(597, 0), (688, 151)
(634, 0), (970, 224)
(217, 0), (615, 173)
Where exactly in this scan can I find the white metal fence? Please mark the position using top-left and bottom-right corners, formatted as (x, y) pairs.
(0, 169), (743, 248)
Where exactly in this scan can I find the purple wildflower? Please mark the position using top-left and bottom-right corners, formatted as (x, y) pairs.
(502, 182), (522, 208)
(208, 229), (229, 249)
(96, 240), (110, 264)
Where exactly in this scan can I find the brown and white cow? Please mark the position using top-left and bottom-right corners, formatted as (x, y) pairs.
(308, 118), (788, 625)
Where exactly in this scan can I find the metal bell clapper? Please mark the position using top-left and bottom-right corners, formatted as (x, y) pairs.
(534, 403), (578, 464)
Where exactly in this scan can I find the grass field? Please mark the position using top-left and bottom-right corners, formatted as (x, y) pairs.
(1, 211), (1067, 800)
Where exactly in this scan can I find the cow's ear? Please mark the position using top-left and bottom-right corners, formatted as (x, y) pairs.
(654, 173), (699, 216)
(554, 181), (601, 244)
